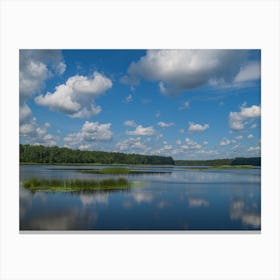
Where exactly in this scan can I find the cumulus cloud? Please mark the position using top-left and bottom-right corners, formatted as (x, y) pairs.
(248, 146), (261, 153)
(20, 50), (66, 102)
(153, 144), (174, 155)
(188, 122), (209, 132)
(181, 138), (202, 150)
(20, 117), (57, 146)
(126, 125), (155, 136)
(64, 121), (113, 150)
(235, 135), (243, 140)
(157, 121), (174, 128)
(196, 149), (219, 156)
(219, 137), (236, 146)
(35, 72), (112, 118)
(123, 50), (259, 95)
(20, 103), (33, 124)
(116, 137), (149, 153)
(155, 111), (160, 118)
(234, 61), (261, 83)
(179, 101), (190, 110)
(251, 124), (257, 129)
(123, 120), (137, 127)
(247, 134), (254, 139)
(229, 104), (261, 131)
(176, 140), (182, 145)
(124, 94), (133, 103)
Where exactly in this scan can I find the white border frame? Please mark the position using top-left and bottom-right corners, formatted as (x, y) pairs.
(1, 1), (280, 279)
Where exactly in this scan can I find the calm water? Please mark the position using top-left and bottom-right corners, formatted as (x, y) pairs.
(20, 165), (261, 231)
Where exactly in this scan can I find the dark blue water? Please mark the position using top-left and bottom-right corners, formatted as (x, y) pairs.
(20, 165), (261, 231)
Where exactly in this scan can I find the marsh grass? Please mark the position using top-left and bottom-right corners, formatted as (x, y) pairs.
(189, 165), (256, 171)
(23, 177), (130, 192)
(209, 165), (256, 169)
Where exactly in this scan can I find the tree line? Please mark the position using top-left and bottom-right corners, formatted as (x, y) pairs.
(20, 144), (175, 165)
(175, 157), (261, 166)
(20, 144), (261, 166)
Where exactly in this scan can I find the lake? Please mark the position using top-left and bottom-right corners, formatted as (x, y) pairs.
(20, 165), (261, 231)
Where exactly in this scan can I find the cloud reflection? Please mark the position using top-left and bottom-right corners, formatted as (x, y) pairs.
(27, 208), (98, 230)
(20, 187), (33, 219)
(132, 192), (153, 203)
(230, 199), (261, 228)
(157, 200), (170, 208)
(80, 193), (108, 206)
(188, 198), (209, 208)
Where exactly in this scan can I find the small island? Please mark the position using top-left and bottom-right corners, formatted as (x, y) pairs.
(23, 177), (130, 192)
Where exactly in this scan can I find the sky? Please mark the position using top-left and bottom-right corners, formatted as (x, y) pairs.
(19, 49), (261, 160)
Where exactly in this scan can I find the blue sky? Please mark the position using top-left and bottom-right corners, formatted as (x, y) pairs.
(19, 49), (261, 160)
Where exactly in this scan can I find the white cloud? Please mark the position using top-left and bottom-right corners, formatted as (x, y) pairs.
(123, 50), (258, 95)
(64, 121), (113, 150)
(123, 120), (137, 127)
(251, 124), (257, 129)
(231, 144), (240, 151)
(229, 104), (261, 131)
(235, 135), (243, 140)
(247, 134), (254, 139)
(116, 137), (149, 152)
(157, 121), (174, 128)
(82, 121), (112, 141)
(20, 50), (66, 102)
(126, 125), (155, 136)
(20, 118), (56, 146)
(19, 103), (33, 124)
(203, 141), (208, 145)
(196, 149), (219, 156)
(35, 72), (112, 118)
(176, 140), (182, 145)
(181, 138), (202, 150)
(153, 144), (174, 156)
(219, 138), (231, 146)
(179, 101), (190, 110)
(234, 61), (261, 83)
(248, 146), (261, 153)
(188, 122), (209, 132)
(124, 94), (133, 103)
(179, 128), (185, 134)
(155, 111), (160, 118)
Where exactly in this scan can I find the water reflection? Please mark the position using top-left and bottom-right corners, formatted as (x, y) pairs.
(230, 199), (261, 228)
(131, 192), (154, 204)
(80, 193), (109, 206)
(188, 198), (209, 208)
(20, 165), (261, 230)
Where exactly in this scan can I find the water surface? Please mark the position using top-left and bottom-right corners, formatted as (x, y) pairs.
(20, 165), (261, 231)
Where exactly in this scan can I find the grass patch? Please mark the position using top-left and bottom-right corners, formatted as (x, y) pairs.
(23, 177), (130, 192)
(189, 165), (257, 170)
(209, 165), (256, 169)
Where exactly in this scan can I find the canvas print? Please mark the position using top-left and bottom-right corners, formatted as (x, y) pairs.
(20, 50), (261, 231)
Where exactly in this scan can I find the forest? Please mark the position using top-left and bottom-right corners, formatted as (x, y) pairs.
(20, 144), (175, 165)
(20, 144), (261, 166)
